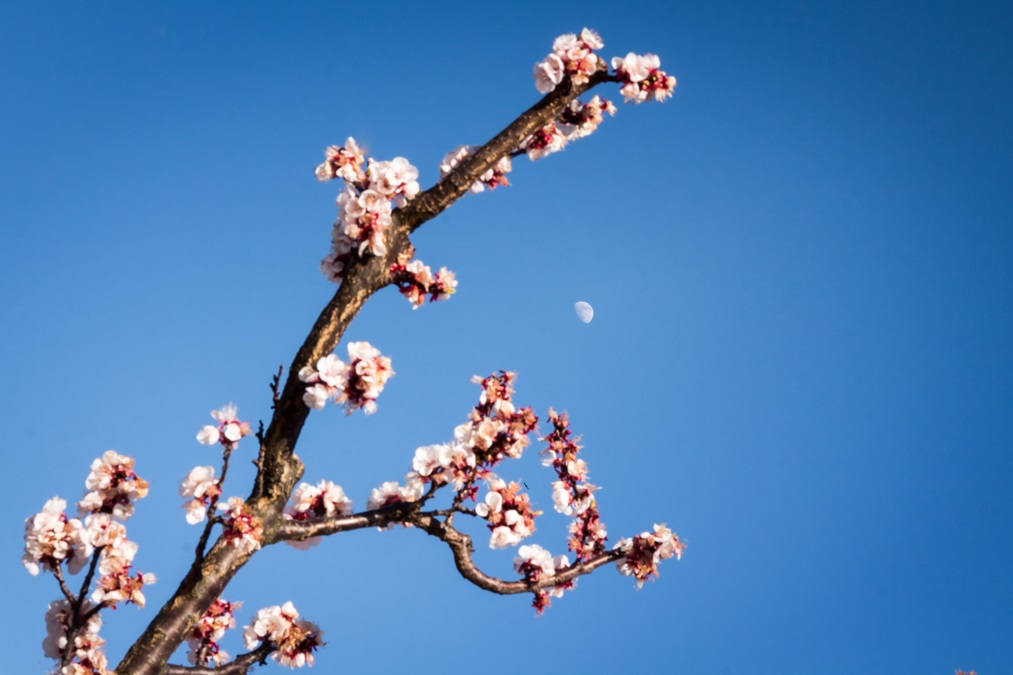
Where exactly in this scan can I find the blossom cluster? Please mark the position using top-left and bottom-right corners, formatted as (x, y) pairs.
(314, 137), (366, 184)
(43, 599), (109, 674)
(458, 372), (538, 469)
(89, 515), (157, 608)
(410, 441), (476, 491)
(299, 341), (394, 414)
(179, 465), (221, 525)
(196, 403), (253, 452)
(533, 28), (605, 94)
(316, 137), (420, 282)
(219, 497), (263, 553)
(78, 450), (150, 520)
(284, 480), (354, 549)
(25, 453), (157, 670)
(439, 145), (513, 193)
(365, 477), (424, 512)
(513, 544), (573, 614)
(476, 478), (539, 549)
(187, 597), (241, 667)
(615, 523), (685, 588)
(243, 602), (323, 669)
(390, 256), (458, 309)
(541, 409), (608, 561)
(611, 52), (677, 103)
(520, 95), (615, 161)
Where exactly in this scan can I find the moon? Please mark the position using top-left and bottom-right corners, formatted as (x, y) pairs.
(574, 301), (594, 324)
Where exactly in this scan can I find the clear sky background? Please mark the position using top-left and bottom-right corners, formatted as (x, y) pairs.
(3, 2), (1011, 673)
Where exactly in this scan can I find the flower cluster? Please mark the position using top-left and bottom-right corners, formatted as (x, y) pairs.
(179, 465), (221, 525)
(533, 28), (604, 94)
(411, 442), (476, 490)
(611, 52), (677, 103)
(187, 597), (241, 667)
(518, 94), (616, 161)
(365, 477), (424, 512)
(23, 497), (89, 576)
(219, 497), (263, 553)
(439, 145), (512, 193)
(456, 372), (538, 469)
(317, 138), (420, 283)
(315, 137), (366, 184)
(513, 544), (573, 614)
(284, 480), (354, 549)
(91, 536), (157, 608)
(615, 523), (685, 588)
(196, 403), (253, 452)
(78, 450), (150, 520)
(299, 341), (394, 414)
(390, 256), (458, 309)
(541, 409), (608, 561)
(476, 478), (539, 549)
(557, 95), (616, 140)
(243, 602), (323, 669)
(43, 599), (109, 673)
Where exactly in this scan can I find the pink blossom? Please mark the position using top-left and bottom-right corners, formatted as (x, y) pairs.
(196, 404), (252, 451)
(243, 602), (323, 669)
(179, 466), (221, 525)
(219, 497), (263, 553)
(315, 137), (366, 185)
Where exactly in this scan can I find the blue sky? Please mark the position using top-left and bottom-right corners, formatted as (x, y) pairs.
(3, 1), (1012, 673)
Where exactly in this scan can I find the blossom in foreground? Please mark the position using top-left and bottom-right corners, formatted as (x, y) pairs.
(365, 475), (423, 513)
(541, 408), (608, 561)
(243, 601), (323, 668)
(475, 478), (539, 549)
(219, 497), (263, 553)
(179, 465), (221, 524)
(298, 341), (393, 414)
(187, 597), (241, 667)
(513, 544), (574, 613)
(611, 52), (677, 103)
(315, 137), (366, 185)
(336, 187), (392, 257)
(23, 497), (90, 576)
(196, 403), (253, 451)
(390, 257), (458, 308)
(77, 450), (149, 520)
(91, 534), (156, 608)
(533, 28), (604, 93)
(367, 156), (420, 207)
(43, 599), (108, 671)
(284, 480), (354, 549)
(557, 95), (616, 140)
(520, 121), (568, 160)
(615, 523), (685, 588)
(454, 372), (538, 468)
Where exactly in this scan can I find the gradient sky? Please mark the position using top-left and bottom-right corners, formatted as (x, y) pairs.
(3, 2), (1012, 673)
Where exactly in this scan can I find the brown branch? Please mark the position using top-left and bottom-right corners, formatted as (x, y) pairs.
(160, 642), (273, 675)
(269, 504), (413, 544)
(411, 513), (623, 595)
(52, 564), (76, 605)
(399, 69), (614, 233)
(117, 64), (620, 675)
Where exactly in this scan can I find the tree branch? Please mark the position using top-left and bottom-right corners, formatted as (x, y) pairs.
(410, 513), (623, 595)
(160, 642), (273, 675)
(399, 69), (614, 233)
(116, 65), (621, 675)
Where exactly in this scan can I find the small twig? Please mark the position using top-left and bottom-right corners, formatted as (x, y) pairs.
(270, 365), (284, 409)
(161, 641), (273, 674)
(411, 513), (624, 595)
(52, 564), (76, 605)
(193, 447), (233, 565)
